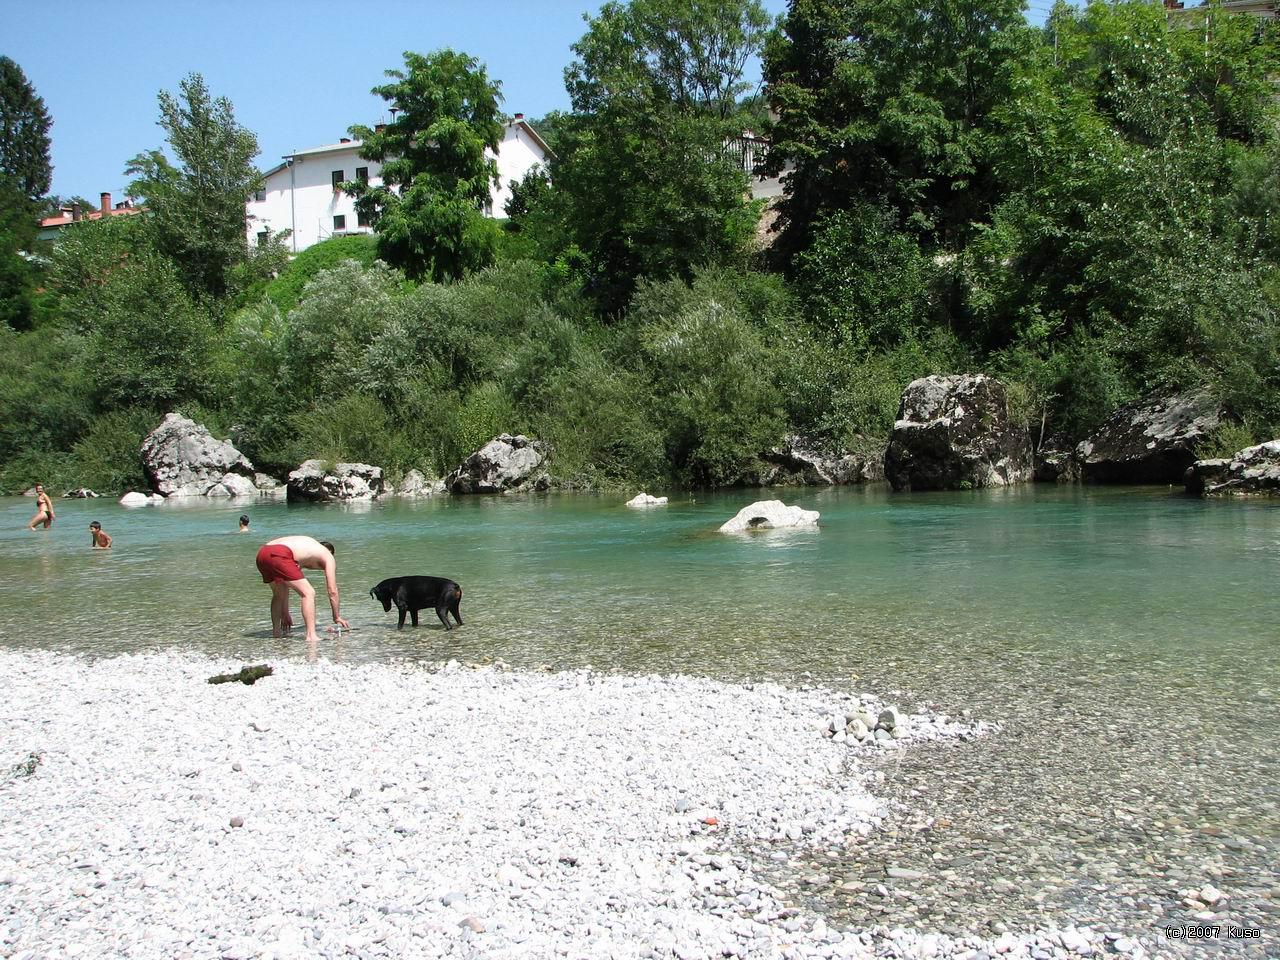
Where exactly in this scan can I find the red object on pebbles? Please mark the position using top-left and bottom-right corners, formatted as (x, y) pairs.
(703, 817), (719, 826)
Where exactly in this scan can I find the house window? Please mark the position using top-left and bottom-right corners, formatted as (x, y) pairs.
(355, 166), (369, 184)
(332, 170), (344, 191)
(256, 231), (269, 247)
(252, 188), (265, 203)
(333, 215), (346, 232)
(357, 208), (371, 228)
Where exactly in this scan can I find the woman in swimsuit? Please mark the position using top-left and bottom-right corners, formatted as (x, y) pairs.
(27, 484), (55, 530)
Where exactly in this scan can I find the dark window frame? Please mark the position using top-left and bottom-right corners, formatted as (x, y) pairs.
(355, 166), (369, 184)
(333, 214), (346, 232)
(331, 169), (344, 192)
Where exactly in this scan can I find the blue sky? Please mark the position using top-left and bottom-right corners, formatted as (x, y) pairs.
(5, 0), (1050, 202)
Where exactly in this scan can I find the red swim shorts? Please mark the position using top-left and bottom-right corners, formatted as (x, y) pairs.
(256, 544), (304, 584)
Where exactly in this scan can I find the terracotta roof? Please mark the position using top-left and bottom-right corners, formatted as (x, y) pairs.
(40, 205), (142, 229)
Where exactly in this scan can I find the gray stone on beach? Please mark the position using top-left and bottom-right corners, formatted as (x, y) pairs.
(1077, 389), (1222, 485)
(445, 434), (550, 495)
(286, 460), (384, 502)
(140, 413), (259, 497)
(1186, 439), (1280, 497)
(398, 469), (447, 498)
(757, 435), (886, 486)
(884, 374), (1033, 491)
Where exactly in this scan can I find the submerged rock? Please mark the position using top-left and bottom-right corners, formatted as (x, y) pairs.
(718, 500), (819, 533)
(286, 461), (384, 502)
(445, 434), (550, 495)
(140, 413), (259, 498)
(1076, 390), (1222, 484)
(1186, 440), (1280, 497)
(884, 375), (1032, 491)
(625, 492), (668, 507)
(759, 435), (885, 485)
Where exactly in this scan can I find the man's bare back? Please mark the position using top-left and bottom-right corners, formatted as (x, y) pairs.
(266, 535), (334, 571)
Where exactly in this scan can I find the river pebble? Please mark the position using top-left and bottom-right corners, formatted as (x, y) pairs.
(0, 651), (1166, 959)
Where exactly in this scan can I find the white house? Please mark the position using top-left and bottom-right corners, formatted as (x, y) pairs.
(246, 114), (553, 254)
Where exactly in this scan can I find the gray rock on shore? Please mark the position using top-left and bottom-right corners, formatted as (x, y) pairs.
(885, 374), (1033, 492)
(1076, 389), (1222, 485)
(1186, 439), (1280, 497)
(140, 413), (259, 498)
(398, 469), (447, 498)
(445, 434), (550, 495)
(760, 435), (886, 485)
(286, 461), (384, 502)
(60, 488), (101, 499)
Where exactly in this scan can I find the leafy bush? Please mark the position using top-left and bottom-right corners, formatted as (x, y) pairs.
(262, 234), (379, 313)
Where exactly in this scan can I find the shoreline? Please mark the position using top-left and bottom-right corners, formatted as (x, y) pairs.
(0, 650), (1161, 959)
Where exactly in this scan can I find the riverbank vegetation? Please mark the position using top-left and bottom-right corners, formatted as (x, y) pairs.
(2, 0), (1278, 494)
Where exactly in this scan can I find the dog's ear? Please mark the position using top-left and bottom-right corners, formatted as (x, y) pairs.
(369, 587), (377, 601)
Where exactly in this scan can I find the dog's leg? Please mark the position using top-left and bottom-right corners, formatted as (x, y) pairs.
(435, 601), (452, 631)
(397, 605), (407, 630)
(450, 595), (463, 626)
(410, 608), (420, 628)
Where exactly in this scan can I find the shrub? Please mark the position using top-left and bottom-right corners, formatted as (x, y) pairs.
(262, 234), (379, 313)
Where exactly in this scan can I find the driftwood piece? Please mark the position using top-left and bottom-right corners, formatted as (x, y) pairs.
(207, 664), (273, 686)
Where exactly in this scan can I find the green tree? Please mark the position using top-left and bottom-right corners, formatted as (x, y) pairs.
(0, 56), (52, 219)
(126, 73), (262, 303)
(762, 0), (1033, 264)
(347, 50), (504, 282)
(555, 0), (770, 311)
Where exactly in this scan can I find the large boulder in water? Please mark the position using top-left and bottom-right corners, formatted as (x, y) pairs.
(884, 375), (1032, 491)
(1076, 390), (1222, 485)
(1186, 440), (1280, 497)
(759, 435), (885, 485)
(397, 469), (447, 498)
(719, 500), (819, 533)
(140, 413), (258, 498)
(286, 461), (384, 502)
(445, 434), (550, 495)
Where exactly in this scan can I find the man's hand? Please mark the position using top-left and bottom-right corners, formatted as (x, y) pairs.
(334, 616), (350, 630)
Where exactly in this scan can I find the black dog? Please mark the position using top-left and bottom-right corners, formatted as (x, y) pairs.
(369, 576), (464, 630)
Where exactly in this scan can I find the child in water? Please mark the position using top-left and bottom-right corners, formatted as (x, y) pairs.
(89, 521), (112, 549)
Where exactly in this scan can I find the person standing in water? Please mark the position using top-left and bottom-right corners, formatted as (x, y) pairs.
(27, 484), (55, 530)
(254, 535), (349, 644)
(238, 515), (250, 533)
(89, 521), (112, 549)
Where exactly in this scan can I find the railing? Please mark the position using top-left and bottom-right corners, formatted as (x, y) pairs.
(721, 134), (769, 177)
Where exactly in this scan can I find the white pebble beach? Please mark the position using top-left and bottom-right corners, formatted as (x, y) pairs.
(0, 651), (1119, 960)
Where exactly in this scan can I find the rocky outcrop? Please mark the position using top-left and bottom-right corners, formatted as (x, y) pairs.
(61, 488), (101, 499)
(1033, 449), (1079, 484)
(286, 461), (384, 502)
(625, 492), (668, 507)
(719, 500), (819, 533)
(1076, 390), (1222, 485)
(1186, 440), (1280, 497)
(884, 375), (1032, 491)
(398, 469), (447, 498)
(759, 436), (885, 485)
(254, 474), (285, 498)
(140, 413), (258, 498)
(445, 435), (550, 495)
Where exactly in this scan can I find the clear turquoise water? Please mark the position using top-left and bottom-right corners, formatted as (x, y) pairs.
(3, 486), (1277, 943)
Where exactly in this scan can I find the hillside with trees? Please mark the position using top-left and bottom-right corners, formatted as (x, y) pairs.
(2, 0), (1278, 494)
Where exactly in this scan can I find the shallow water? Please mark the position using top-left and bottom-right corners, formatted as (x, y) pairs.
(2, 486), (1277, 952)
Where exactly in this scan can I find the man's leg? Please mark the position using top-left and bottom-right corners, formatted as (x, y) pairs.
(286, 578), (319, 642)
(270, 582), (291, 638)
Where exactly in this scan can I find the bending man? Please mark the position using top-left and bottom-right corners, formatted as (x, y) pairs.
(255, 536), (350, 644)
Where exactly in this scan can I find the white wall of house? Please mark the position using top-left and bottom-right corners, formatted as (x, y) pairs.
(246, 119), (551, 254)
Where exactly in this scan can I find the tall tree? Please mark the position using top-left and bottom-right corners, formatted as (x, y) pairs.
(0, 56), (52, 207)
(762, 0), (1033, 265)
(556, 0), (771, 312)
(0, 56), (52, 256)
(346, 50), (504, 282)
(126, 73), (262, 303)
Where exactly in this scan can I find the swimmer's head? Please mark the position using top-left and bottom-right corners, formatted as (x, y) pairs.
(239, 515), (249, 527)
(321, 540), (335, 555)
(89, 521), (101, 531)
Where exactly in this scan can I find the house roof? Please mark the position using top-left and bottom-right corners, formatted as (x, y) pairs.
(39, 202), (142, 230)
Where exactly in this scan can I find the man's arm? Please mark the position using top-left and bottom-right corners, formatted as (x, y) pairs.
(323, 557), (349, 628)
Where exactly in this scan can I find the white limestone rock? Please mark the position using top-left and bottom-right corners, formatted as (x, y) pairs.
(718, 500), (819, 533)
